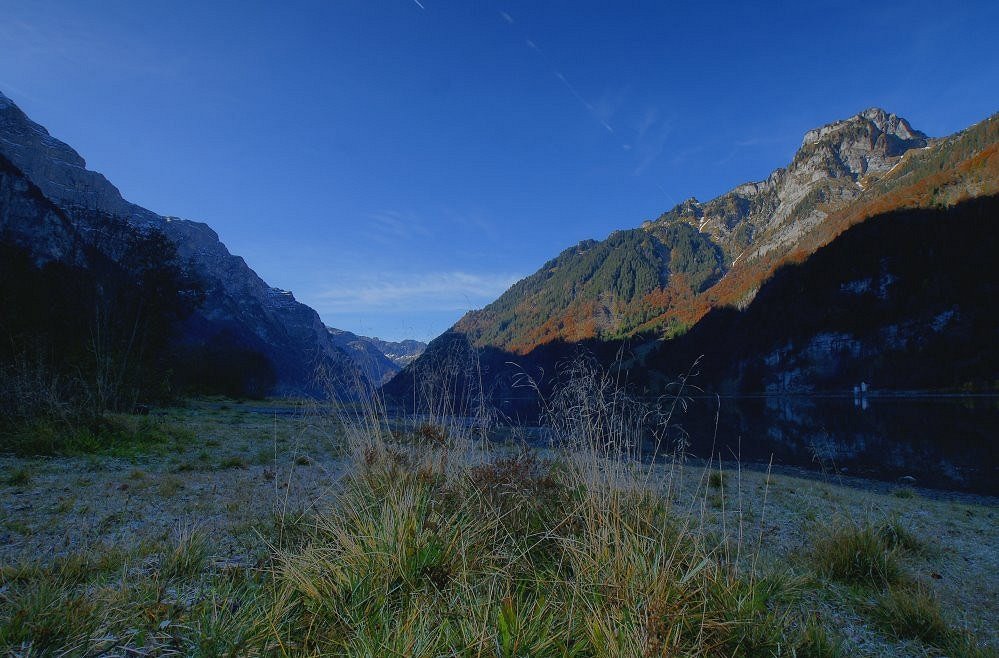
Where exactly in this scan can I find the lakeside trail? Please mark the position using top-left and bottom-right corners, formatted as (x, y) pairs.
(1, 399), (996, 655)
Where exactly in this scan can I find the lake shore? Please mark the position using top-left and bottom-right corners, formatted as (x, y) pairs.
(1, 399), (996, 655)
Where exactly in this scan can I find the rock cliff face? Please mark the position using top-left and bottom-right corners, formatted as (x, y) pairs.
(0, 153), (80, 265)
(0, 92), (158, 227)
(0, 91), (362, 397)
(650, 108), (929, 264)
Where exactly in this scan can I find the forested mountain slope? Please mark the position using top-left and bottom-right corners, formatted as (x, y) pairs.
(389, 109), (998, 406)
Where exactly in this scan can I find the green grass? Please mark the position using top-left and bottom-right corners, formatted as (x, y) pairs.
(2, 425), (993, 656)
(810, 520), (903, 586)
(868, 584), (952, 646)
(217, 455), (249, 470)
(0, 537), (265, 655)
(157, 474), (185, 498)
(0, 393), (993, 656)
(259, 429), (816, 656)
(876, 516), (927, 554)
(865, 584), (991, 656)
(159, 529), (210, 580)
(3, 466), (32, 486)
(0, 413), (196, 457)
(793, 618), (846, 657)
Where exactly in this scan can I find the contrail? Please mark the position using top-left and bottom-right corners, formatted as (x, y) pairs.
(412, 0), (425, 9)
(655, 183), (677, 207)
(554, 71), (595, 113)
(498, 6), (677, 202)
(500, 12), (609, 131)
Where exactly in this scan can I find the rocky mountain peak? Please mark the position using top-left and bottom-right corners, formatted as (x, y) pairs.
(801, 107), (927, 151)
(792, 108), (928, 189)
(858, 107), (924, 140)
(326, 327), (427, 385)
(644, 108), (934, 269)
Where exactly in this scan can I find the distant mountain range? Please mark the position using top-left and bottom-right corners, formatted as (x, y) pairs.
(389, 108), (998, 407)
(0, 91), (413, 396)
(326, 328), (425, 385)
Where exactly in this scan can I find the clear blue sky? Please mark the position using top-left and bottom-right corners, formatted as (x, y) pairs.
(1, 1), (996, 341)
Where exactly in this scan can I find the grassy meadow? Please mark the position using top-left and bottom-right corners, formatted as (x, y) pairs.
(0, 393), (996, 657)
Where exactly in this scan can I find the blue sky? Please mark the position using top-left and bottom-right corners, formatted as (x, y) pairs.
(1, 1), (996, 341)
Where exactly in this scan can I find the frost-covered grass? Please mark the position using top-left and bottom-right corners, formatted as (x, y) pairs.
(0, 394), (996, 656)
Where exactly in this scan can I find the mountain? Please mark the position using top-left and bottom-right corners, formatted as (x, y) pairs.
(326, 328), (427, 385)
(452, 108), (935, 353)
(1, 150), (217, 409)
(0, 152), (79, 265)
(363, 337), (427, 368)
(390, 108), (998, 404)
(640, 194), (999, 394)
(0, 91), (364, 398)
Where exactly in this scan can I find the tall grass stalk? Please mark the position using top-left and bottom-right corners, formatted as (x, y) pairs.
(268, 353), (808, 655)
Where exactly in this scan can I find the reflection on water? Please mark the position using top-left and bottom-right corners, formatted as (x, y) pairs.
(670, 395), (998, 495)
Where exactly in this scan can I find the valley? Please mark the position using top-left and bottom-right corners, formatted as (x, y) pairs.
(0, 5), (996, 651)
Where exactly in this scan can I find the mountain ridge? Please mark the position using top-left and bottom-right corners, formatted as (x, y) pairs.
(326, 328), (426, 386)
(0, 90), (366, 396)
(441, 107), (992, 355)
(391, 107), (998, 398)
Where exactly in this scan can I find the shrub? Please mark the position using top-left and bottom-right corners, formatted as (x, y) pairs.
(877, 516), (925, 554)
(709, 470), (724, 489)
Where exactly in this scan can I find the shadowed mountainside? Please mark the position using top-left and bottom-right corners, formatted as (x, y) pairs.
(392, 109), (998, 404)
(386, 194), (999, 417)
(0, 90), (367, 397)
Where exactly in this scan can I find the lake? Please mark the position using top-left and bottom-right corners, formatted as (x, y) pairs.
(664, 394), (999, 495)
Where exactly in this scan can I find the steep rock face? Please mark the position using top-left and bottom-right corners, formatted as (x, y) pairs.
(0, 154), (79, 264)
(0, 92), (158, 226)
(0, 91), (361, 396)
(651, 108), (929, 264)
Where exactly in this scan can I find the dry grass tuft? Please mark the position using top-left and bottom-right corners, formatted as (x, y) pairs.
(810, 521), (903, 586)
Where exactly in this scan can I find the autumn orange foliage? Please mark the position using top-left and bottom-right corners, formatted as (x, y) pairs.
(638, 135), (999, 338)
(470, 118), (998, 356)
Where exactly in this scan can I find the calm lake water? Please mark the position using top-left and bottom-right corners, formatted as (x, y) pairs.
(324, 394), (997, 495)
(666, 395), (999, 495)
